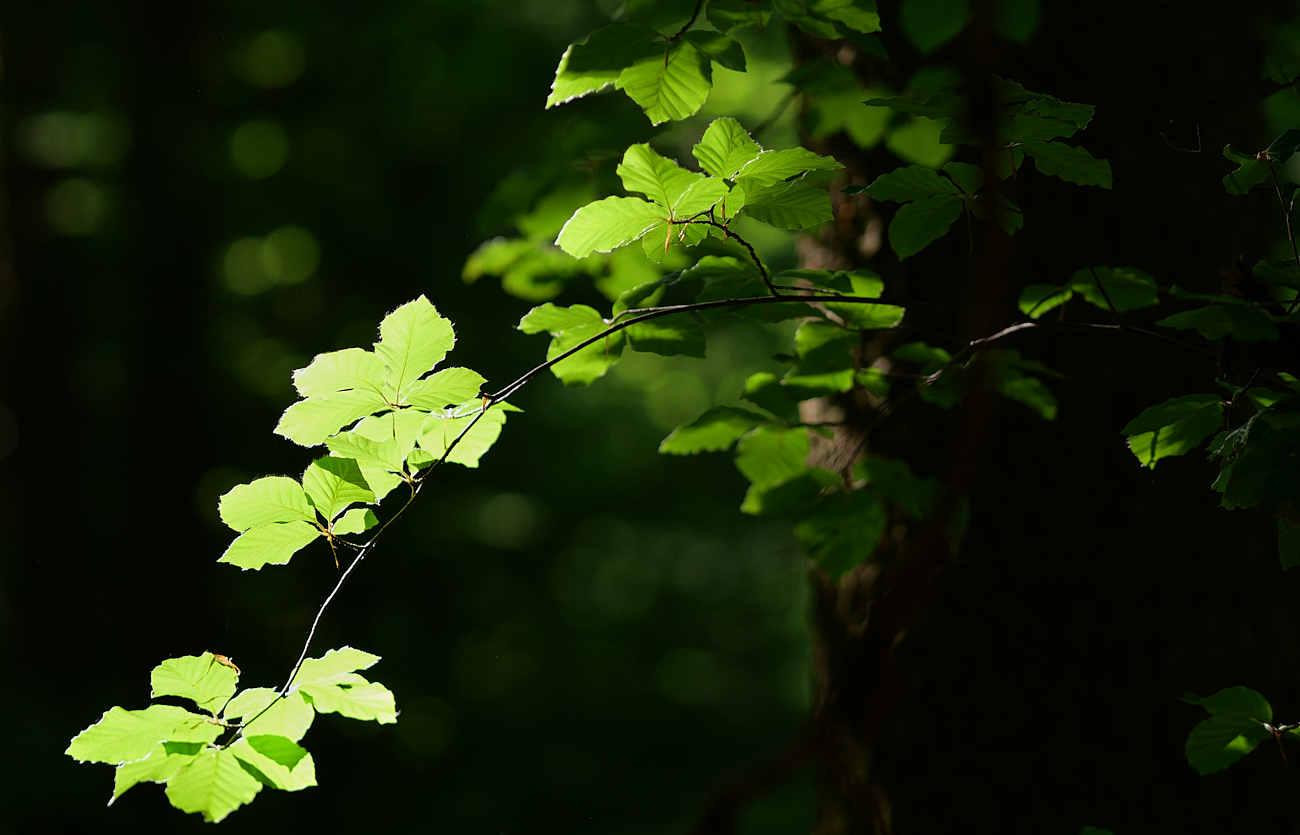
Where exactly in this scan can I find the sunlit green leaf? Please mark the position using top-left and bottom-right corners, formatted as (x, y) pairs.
(1180, 687), (1273, 775)
(1018, 284), (1072, 318)
(616, 39), (712, 125)
(556, 197), (669, 258)
(333, 507), (378, 536)
(740, 182), (833, 229)
(1123, 394), (1224, 468)
(301, 678), (398, 724)
(218, 521), (321, 570)
(112, 743), (196, 803)
(403, 367), (486, 410)
(151, 653), (239, 714)
(419, 404), (511, 467)
(67, 705), (220, 765)
(219, 476), (315, 532)
(693, 117), (763, 179)
(618, 143), (705, 210)
(224, 689), (315, 742)
(230, 737), (317, 792)
(302, 457), (374, 521)
(164, 748), (262, 823)
(291, 348), (387, 399)
(734, 148), (843, 190)
(735, 425), (810, 489)
(374, 296), (456, 398)
(546, 23), (660, 108)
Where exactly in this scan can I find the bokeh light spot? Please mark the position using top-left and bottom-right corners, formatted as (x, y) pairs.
(230, 120), (289, 178)
(261, 225), (320, 285)
(15, 108), (131, 169)
(223, 237), (274, 295)
(43, 178), (107, 236)
(242, 31), (306, 88)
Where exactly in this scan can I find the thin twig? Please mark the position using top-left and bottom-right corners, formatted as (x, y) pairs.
(668, 0), (705, 40)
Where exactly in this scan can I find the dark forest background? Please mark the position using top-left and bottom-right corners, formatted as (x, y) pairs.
(5, 1), (1300, 833)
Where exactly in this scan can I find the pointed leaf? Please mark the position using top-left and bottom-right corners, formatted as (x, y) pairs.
(293, 647), (381, 689)
(218, 521), (321, 570)
(942, 161), (985, 195)
(374, 296), (456, 398)
(224, 689), (315, 742)
(291, 348), (386, 398)
(556, 196), (669, 258)
(693, 117), (763, 179)
(735, 425), (811, 489)
(230, 737), (317, 792)
(1123, 394), (1224, 468)
(403, 367), (486, 410)
(888, 193), (963, 259)
(546, 322), (626, 386)
(865, 165), (961, 202)
(275, 389), (391, 447)
(302, 457), (374, 521)
(617, 143), (705, 209)
(659, 406), (769, 455)
(300, 680), (398, 724)
(795, 488), (885, 577)
(219, 476), (314, 532)
(419, 404), (511, 467)
(518, 302), (603, 335)
(165, 748), (262, 823)
(1157, 305), (1279, 342)
(325, 431), (404, 474)
(1022, 141), (1112, 188)
(112, 744), (197, 803)
(333, 508), (378, 536)
(151, 653), (239, 714)
(740, 182), (834, 229)
(734, 148), (843, 190)
(1222, 145), (1271, 196)
(1018, 284), (1072, 318)
(67, 705), (220, 765)
(546, 23), (660, 108)
(616, 39), (712, 125)
(683, 30), (747, 72)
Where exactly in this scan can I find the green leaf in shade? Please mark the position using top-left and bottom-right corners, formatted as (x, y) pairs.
(293, 647), (381, 688)
(741, 468), (836, 516)
(1158, 305), (1279, 341)
(1265, 128), (1300, 163)
(546, 23), (660, 108)
(740, 182), (834, 229)
(374, 296), (456, 399)
(302, 457), (374, 521)
(627, 315), (707, 357)
(735, 425), (811, 489)
(707, 0), (774, 33)
(291, 347), (387, 399)
(818, 0), (883, 34)
(333, 508), (378, 536)
(1022, 141), (1112, 187)
(224, 689), (315, 742)
(864, 164), (961, 202)
(997, 114), (1080, 144)
(419, 404), (511, 467)
(741, 371), (801, 422)
(164, 748), (263, 823)
(403, 367), (485, 410)
(795, 488), (886, 577)
(1080, 829), (1115, 835)
(1019, 284), (1073, 318)
(556, 196), (668, 258)
(1222, 145), (1271, 196)
(519, 302), (603, 334)
(888, 193), (963, 259)
(899, 0), (970, 53)
(616, 39), (712, 125)
(112, 743), (197, 803)
(1070, 267), (1159, 312)
(1180, 687), (1273, 775)
(218, 476), (315, 532)
(1122, 394), (1224, 468)
(659, 406), (769, 455)
(218, 521), (321, 570)
(151, 653), (239, 714)
(66, 705), (220, 765)
(300, 678), (398, 724)
(693, 117), (763, 179)
(1253, 259), (1300, 290)
(942, 161), (985, 195)
(230, 737), (317, 792)
(733, 148), (843, 190)
(683, 30), (747, 72)
(862, 93), (964, 121)
(996, 370), (1058, 420)
(546, 321), (627, 386)
(855, 457), (939, 517)
(274, 389), (391, 447)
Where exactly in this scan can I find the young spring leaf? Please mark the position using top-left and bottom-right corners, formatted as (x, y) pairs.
(66, 705), (220, 765)
(693, 117), (763, 179)
(218, 521), (321, 570)
(224, 688), (315, 742)
(219, 476), (315, 531)
(546, 23), (660, 108)
(1180, 687), (1274, 775)
(739, 181), (834, 229)
(403, 367), (486, 410)
(735, 425), (811, 490)
(333, 507), (378, 536)
(374, 296), (456, 399)
(1122, 394), (1224, 468)
(865, 164), (962, 202)
(112, 743), (198, 803)
(230, 736), (317, 792)
(275, 390), (395, 448)
(659, 406), (770, 455)
(617, 144), (707, 210)
(556, 196), (669, 259)
(733, 147), (843, 190)
(291, 347), (387, 400)
(419, 404), (511, 468)
(164, 747), (263, 823)
(616, 38), (712, 125)
(150, 653), (239, 714)
(299, 675), (398, 724)
(302, 457), (374, 521)
(292, 646), (382, 687)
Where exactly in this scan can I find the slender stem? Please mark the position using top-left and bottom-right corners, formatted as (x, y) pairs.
(668, 0), (705, 40)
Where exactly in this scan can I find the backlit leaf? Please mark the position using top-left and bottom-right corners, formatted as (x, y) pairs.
(274, 389), (391, 447)
(735, 425), (810, 489)
(546, 23), (660, 108)
(556, 196), (669, 258)
(693, 117), (763, 179)
(1122, 394), (1224, 468)
(734, 148), (843, 190)
(67, 705), (220, 765)
(219, 476), (314, 532)
(151, 653), (239, 714)
(616, 39), (712, 125)
(224, 689), (315, 743)
(292, 647), (381, 689)
(218, 521), (321, 570)
(300, 680), (398, 724)
(164, 748), (262, 823)
(374, 296), (456, 398)
(302, 457), (374, 521)
(740, 182), (834, 229)
(403, 367), (486, 410)
(292, 348), (387, 399)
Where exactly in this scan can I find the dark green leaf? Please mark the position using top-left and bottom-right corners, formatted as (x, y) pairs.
(795, 488), (885, 577)
(942, 161), (984, 195)
(1157, 305), (1279, 342)
(1265, 128), (1300, 163)
(546, 23), (660, 109)
(616, 39), (713, 125)
(1070, 267), (1159, 312)
(659, 406), (770, 455)
(1018, 284), (1072, 318)
(864, 164), (961, 202)
(1222, 145), (1271, 196)
(899, 0), (970, 54)
(707, 0), (774, 32)
(1022, 141), (1112, 188)
(735, 425), (810, 489)
(855, 457), (939, 517)
(683, 30), (747, 72)
(862, 93), (963, 121)
(994, 0), (1040, 43)
(1122, 394), (1224, 468)
(888, 193), (963, 259)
